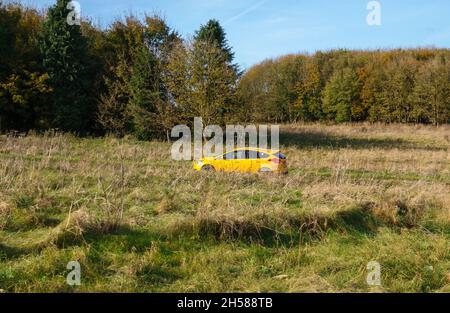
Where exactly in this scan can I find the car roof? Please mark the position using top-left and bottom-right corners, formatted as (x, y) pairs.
(201, 148), (281, 160)
(229, 147), (280, 154)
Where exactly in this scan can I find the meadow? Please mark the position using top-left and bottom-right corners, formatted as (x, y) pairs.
(0, 124), (449, 293)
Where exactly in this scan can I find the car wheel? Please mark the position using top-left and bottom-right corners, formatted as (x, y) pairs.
(201, 165), (215, 172)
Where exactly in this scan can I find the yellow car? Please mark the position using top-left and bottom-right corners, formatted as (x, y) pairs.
(193, 148), (288, 174)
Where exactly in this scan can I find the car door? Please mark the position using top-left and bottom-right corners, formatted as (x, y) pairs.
(248, 149), (260, 172)
(255, 151), (270, 172)
(235, 150), (253, 172)
(220, 151), (236, 172)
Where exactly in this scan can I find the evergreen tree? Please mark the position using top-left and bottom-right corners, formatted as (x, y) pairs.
(195, 19), (234, 63)
(38, 0), (92, 132)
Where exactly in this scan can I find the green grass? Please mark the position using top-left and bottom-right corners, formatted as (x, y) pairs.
(0, 124), (449, 292)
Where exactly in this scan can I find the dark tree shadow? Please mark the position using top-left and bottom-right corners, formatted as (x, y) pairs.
(332, 204), (379, 236)
(0, 243), (32, 259)
(280, 129), (446, 151)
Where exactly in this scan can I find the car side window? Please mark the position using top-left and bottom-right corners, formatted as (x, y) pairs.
(258, 152), (269, 159)
(236, 150), (246, 160)
(248, 150), (258, 159)
(223, 152), (235, 160)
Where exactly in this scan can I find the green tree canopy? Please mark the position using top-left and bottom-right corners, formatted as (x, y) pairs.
(0, 3), (50, 131)
(322, 67), (362, 123)
(38, 0), (93, 132)
(166, 40), (238, 125)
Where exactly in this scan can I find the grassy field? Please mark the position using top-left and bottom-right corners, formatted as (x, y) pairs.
(0, 124), (449, 293)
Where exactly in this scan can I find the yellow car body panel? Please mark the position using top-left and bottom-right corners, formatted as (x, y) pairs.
(193, 148), (288, 174)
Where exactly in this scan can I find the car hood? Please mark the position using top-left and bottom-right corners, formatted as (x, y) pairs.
(199, 157), (216, 162)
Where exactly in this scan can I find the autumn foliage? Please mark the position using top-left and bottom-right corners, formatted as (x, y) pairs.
(1, 1), (449, 137)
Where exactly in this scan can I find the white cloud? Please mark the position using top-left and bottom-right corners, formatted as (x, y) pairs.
(224, 0), (269, 25)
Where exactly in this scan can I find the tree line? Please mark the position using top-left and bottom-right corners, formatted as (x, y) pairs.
(1, 1), (449, 140)
(0, 0), (238, 138)
(239, 49), (450, 125)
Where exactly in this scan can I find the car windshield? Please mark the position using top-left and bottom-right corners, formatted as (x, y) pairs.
(274, 152), (286, 159)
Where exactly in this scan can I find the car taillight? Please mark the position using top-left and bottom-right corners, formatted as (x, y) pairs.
(270, 158), (281, 164)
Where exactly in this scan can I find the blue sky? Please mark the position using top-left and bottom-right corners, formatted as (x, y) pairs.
(12, 0), (450, 69)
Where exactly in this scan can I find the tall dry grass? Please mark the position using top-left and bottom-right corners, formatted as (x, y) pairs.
(0, 123), (449, 292)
